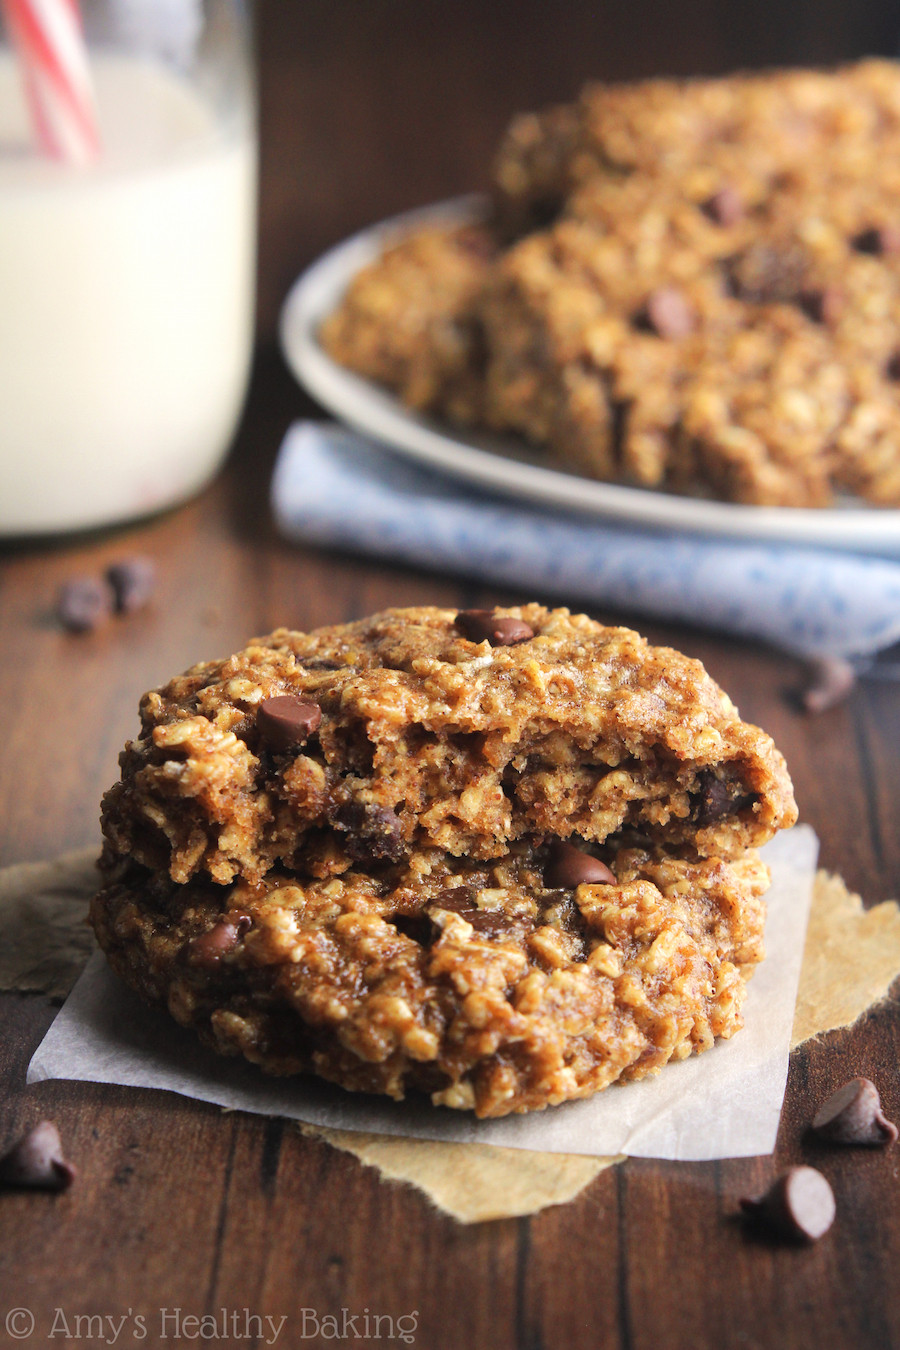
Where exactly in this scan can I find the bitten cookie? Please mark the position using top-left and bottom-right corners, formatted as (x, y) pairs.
(93, 605), (796, 1116)
(99, 605), (795, 886)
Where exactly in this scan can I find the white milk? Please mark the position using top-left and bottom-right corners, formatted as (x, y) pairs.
(0, 52), (256, 534)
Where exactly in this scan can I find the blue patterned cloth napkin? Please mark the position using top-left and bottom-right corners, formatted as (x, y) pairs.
(272, 421), (900, 660)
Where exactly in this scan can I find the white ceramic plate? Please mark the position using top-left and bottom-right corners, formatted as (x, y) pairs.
(280, 197), (900, 555)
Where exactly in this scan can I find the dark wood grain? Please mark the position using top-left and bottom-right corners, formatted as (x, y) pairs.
(3, 4), (900, 1346)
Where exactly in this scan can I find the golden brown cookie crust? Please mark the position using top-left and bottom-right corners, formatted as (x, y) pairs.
(91, 840), (770, 1118)
(319, 221), (494, 424)
(95, 605), (796, 1114)
(100, 606), (796, 888)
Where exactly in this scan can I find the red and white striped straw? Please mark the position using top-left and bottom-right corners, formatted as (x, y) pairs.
(1, 0), (100, 164)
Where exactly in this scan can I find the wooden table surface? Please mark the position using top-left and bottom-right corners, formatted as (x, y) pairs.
(4, 6), (900, 1347)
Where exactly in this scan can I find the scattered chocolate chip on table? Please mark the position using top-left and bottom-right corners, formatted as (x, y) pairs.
(740, 1167), (836, 1243)
(0, 1121), (76, 1191)
(811, 1078), (898, 1146)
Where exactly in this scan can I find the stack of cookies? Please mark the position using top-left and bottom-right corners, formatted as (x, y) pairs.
(93, 606), (796, 1117)
(322, 60), (900, 508)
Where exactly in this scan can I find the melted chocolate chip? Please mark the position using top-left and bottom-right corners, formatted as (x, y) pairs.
(693, 773), (731, 824)
(57, 577), (113, 633)
(811, 1077), (898, 1146)
(467, 911), (515, 936)
(740, 1167), (835, 1243)
(391, 913), (434, 947)
(106, 556), (156, 614)
(334, 802), (405, 863)
(187, 915), (250, 969)
(545, 840), (616, 889)
(431, 886), (477, 915)
(257, 695), (322, 752)
(702, 187), (743, 227)
(428, 887), (515, 936)
(640, 287), (696, 339)
(0, 1121), (76, 1191)
(455, 610), (535, 646)
(692, 771), (754, 826)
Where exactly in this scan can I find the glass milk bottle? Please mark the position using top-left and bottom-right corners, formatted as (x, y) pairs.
(0, 0), (257, 534)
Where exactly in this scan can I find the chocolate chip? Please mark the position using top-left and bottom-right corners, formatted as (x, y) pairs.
(187, 915), (250, 969)
(851, 225), (900, 256)
(390, 913), (434, 947)
(692, 770), (754, 826)
(334, 801), (405, 863)
(740, 1166), (835, 1243)
(702, 187), (743, 227)
(257, 695), (322, 752)
(57, 577), (113, 633)
(886, 351), (900, 381)
(545, 840), (616, 889)
(811, 1077), (898, 1146)
(105, 556), (156, 613)
(431, 886), (477, 916)
(801, 656), (856, 713)
(0, 1121), (76, 1190)
(465, 911), (515, 936)
(455, 610), (535, 646)
(640, 286), (696, 338)
(798, 285), (842, 325)
(428, 887), (515, 935)
(693, 772), (730, 825)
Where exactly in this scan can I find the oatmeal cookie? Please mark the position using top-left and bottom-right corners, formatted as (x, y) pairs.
(493, 60), (900, 236)
(91, 838), (770, 1117)
(319, 221), (495, 424)
(480, 190), (900, 506)
(321, 60), (900, 507)
(478, 214), (742, 492)
(99, 606), (796, 888)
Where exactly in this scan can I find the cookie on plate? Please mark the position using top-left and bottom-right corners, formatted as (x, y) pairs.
(321, 60), (900, 507)
(319, 221), (495, 424)
(492, 60), (900, 237)
(93, 605), (796, 1116)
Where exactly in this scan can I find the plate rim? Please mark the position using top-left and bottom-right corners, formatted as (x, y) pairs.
(279, 195), (900, 555)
